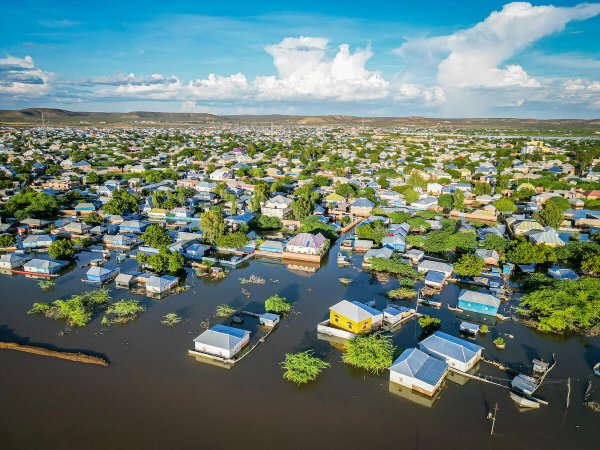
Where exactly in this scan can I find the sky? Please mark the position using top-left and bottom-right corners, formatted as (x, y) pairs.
(0, 1), (599, 118)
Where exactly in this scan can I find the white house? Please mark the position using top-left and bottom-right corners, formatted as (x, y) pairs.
(418, 331), (483, 373)
(261, 195), (293, 219)
(389, 348), (449, 397)
(193, 325), (250, 359)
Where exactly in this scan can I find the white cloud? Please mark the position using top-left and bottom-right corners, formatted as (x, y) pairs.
(0, 55), (52, 97)
(396, 2), (600, 89)
(253, 37), (389, 101)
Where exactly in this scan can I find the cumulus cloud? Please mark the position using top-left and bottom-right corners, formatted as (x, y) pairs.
(0, 55), (52, 97)
(253, 37), (389, 101)
(396, 2), (600, 89)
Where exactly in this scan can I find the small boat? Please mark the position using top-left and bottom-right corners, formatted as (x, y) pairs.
(594, 363), (600, 377)
(510, 391), (541, 409)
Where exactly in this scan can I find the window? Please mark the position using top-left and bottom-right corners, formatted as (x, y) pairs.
(334, 315), (339, 322)
(347, 322), (353, 329)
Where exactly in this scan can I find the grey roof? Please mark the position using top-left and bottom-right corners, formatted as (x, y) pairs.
(389, 348), (448, 386)
(419, 260), (453, 274)
(419, 331), (483, 364)
(458, 289), (501, 308)
(193, 325), (250, 351)
(330, 300), (377, 322)
(364, 247), (393, 260)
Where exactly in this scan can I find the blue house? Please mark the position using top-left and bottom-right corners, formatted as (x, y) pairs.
(23, 258), (68, 275)
(119, 220), (150, 234)
(457, 289), (501, 316)
(382, 234), (406, 252)
(85, 266), (120, 283)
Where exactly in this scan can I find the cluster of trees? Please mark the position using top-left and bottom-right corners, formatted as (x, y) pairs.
(138, 224), (185, 273)
(519, 277), (600, 333)
(355, 220), (388, 245)
(48, 238), (76, 259)
(299, 216), (336, 240)
(342, 334), (395, 374)
(103, 189), (141, 215)
(265, 295), (291, 314)
(368, 257), (423, 279)
(249, 215), (282, 231)
(4, 189), (59, 220)
(28, 288), (111, 327)
(101, 299), (145, 325)
(437, 189), (465, 212)
(505, 238), (556, 265)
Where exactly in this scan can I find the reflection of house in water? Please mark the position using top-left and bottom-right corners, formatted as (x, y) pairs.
(284, 258), (322, 274)
(388, 380), (444, 408)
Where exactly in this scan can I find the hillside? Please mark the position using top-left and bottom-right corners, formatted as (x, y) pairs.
(1, 108), (599, 134)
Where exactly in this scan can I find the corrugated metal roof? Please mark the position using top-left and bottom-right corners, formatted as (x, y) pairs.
(389, 348), (448, 386)
(419, 331), (482, 364)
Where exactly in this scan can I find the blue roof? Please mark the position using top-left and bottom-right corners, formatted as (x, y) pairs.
(419, 331), (482, 363)
(390, 348), (448, 386)
(211, 324), (247, 339)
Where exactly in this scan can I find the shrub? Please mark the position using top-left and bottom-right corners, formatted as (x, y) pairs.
(281, 351), (330, 385)
(216, 304), (236, 317)
(102, 299), (145, 325)
(48, 238), (75, 259)
(480, 324), (489, 334)
(418, 316), (441, 335)
(387, 288), (417, 300)
(342, 334), (395, 374)
(494, 337), (505, 348)
(265, 295), (291, 314)
(161, 313), (182, 326)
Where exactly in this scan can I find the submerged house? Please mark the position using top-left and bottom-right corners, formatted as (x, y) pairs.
(146, 275), (179, 294)
(22, 234), (55, 249)
(457, 289), (501, 316)
(193, 324), (250, 359)
(418, 331), (483, 373)
(329, 300), (383, 334)
(85, 266), (120, 283)
(0, 252), (32, 270)
(389, 348), (449, 397)
(22, 258), (67, 275)
(284, 232), (329, 261)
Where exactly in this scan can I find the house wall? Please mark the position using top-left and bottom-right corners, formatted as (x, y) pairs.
(329, 310), (372, 333)
(458, 300), (499, 316)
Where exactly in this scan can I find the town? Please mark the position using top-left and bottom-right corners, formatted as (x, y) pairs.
(0, 122), (599, 414)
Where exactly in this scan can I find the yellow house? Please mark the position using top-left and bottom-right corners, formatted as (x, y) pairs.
(329, 300), (381, 334)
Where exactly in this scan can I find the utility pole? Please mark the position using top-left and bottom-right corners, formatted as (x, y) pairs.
(488, 403), (499, 436)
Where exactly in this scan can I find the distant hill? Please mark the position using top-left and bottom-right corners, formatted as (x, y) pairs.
(0, 108), (599, 133)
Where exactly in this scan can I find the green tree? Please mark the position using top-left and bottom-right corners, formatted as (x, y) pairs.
(216, 232), (248, 249)
(335, 183), (358, 198)
(403, 187), (419, 204)
(481, 234), (509, 253)
(102, 189), (141, 215)
(281, 351), (330, 385)
(342, 334), (395, 374)
(200, 209), (225, 244)
(168, 251), (185, 273)
(438, 193), (453, 211)
(0, 234), (16, 247)
(454, 254), (484, 277)
(535, 201), (564, 229)
(141, 224), (171, 249)
(493, 197), (517, 213)
(265, 294), (291, 314)
(581, 253), (600, 275)
(452, 189), (465, 211)
(83, 212), (103, 226)
(48, 238), (75, 259)
(418, 316), (441, 335)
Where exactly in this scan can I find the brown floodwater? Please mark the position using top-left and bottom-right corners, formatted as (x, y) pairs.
(1, 240), (599, 450)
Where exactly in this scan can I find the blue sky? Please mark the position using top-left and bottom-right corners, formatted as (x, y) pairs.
(1, 1), (599, 118)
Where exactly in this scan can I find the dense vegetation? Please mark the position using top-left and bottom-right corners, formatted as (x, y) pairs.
(518, 277), (600, 334)
(342, 334), (395, 374)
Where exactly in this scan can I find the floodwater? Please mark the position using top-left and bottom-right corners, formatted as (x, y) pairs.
(1, 239), (599, 450)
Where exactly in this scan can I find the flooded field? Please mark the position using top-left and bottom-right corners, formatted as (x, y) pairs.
(1, 238), (599, 449)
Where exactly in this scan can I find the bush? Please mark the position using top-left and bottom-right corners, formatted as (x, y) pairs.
(387, 288), (417, 300)
(281, 351), (330, 385)
(102, 299), (145, 325)
(161, 313), (182, 326)
(418, 316), (441, 335)
(48, 238), (75, 259)
(454, 254), (484, 277)
(216, 232), (248, 249)
(342, 334), (395, 374)
(480, 324), (489, 334)
(368, 258), (423, 279)
(494, 337), (505, 347)
(518, 277), (600, 333)
(0, 234), (16, 247)
(265, 295), (291, 314)
(216, 304), (236, 317)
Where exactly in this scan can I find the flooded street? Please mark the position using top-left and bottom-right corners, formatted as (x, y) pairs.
(1, 239), (599, 450)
